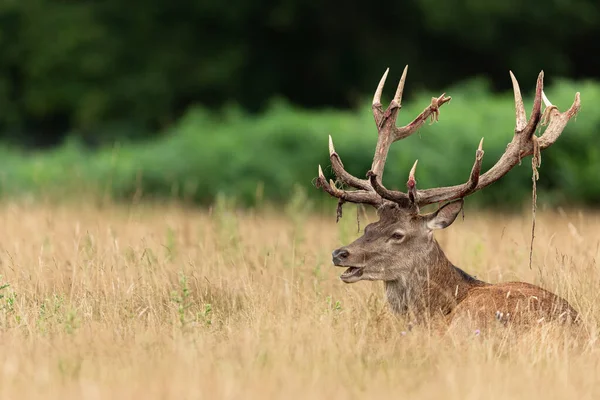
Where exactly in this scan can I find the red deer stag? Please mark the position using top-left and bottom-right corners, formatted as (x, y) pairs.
(315, 66), (581, 331)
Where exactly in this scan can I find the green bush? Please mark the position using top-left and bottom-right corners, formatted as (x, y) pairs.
(0, 78), (598, 209)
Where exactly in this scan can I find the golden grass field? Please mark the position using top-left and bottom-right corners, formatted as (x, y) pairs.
(0, 198), (598, 399)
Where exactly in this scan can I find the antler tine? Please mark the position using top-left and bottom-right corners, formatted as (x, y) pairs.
(328, 135), (372, 191)
(407, 160), (418, 203)
(413, 71), (579, 206)
(394, 93), (452, 141)
(510, 71), (527, 131)
(372, 68), (389, 106)
(316, 165), (382, 206)
(372, 68), (390, 124)
(462, 138), (485, 196)
(521, 71), (544, 138)
(538, 91), (581, 149)
(392, 65), (409, 107)
(567, 92), (581, 119)
(541, 90), (552, 108)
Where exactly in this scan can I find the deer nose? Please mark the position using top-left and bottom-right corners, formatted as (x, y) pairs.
(332, 248), (349, 265)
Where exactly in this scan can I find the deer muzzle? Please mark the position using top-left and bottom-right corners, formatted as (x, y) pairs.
(332, 247), (364, 283)
(332, 248), (349, 265)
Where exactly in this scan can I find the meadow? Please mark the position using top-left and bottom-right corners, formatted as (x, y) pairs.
(0, 197), (597, 399)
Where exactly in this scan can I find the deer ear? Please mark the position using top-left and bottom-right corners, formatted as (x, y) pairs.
(426, 199), (464, 230)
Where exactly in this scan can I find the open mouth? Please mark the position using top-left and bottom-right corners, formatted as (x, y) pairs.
(340, 267), (363, 283)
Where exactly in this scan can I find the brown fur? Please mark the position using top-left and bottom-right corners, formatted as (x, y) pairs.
(332, 202), (580, 331)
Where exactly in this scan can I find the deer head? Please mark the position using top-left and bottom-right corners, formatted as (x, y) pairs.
(316, 66), (580, 286)
(331, 200), (464, 283)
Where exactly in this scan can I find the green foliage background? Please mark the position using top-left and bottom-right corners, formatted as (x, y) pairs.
(1, 78), (596, 208)
(1, 1), (599, 145)
(0, 1), (598, 208)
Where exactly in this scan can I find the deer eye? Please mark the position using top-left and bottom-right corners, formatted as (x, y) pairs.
(391, 231), (405, 240)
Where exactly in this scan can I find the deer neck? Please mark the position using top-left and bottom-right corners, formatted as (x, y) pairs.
(384, 240), (486, 318)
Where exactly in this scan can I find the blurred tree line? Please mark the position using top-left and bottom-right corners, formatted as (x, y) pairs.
(0, 0), (598, 149)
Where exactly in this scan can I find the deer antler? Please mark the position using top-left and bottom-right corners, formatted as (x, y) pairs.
(374, 71), (581, 206)
(315, 66), (451, 209)
(315, 68), (581, 214)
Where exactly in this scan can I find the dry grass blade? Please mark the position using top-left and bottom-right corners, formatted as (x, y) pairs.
(0, 201), (597, 399)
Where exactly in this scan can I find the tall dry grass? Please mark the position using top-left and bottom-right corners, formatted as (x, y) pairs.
(0, 198), (598, 399)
